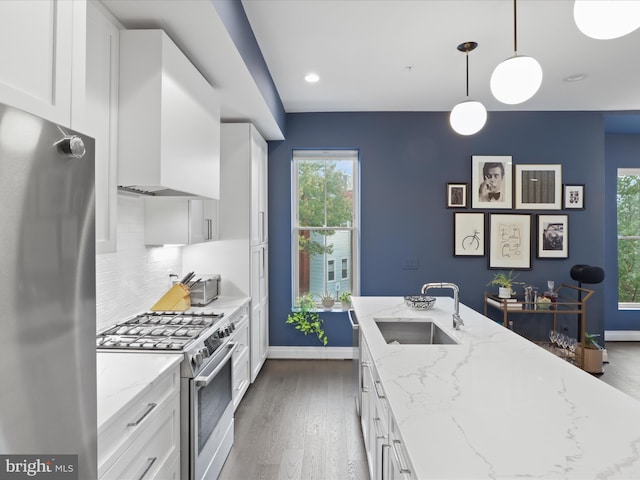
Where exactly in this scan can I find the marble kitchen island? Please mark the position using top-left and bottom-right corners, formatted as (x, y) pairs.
(352, 296), (640, 479)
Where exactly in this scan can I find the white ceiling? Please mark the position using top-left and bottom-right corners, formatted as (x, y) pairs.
(241, 0), (640, 113)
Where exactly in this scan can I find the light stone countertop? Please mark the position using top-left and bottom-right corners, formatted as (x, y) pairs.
(97, 296), (250, 432)
(352, 295), (640, 479)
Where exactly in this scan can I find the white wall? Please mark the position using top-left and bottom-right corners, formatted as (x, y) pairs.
(95, 195), (182, 331)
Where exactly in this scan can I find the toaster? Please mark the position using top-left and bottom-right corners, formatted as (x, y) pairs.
(187, 274), (221, 306)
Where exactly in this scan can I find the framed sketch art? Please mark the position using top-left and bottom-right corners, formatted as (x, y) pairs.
(488, 213), (531, 269)
(454, 212), (484, 256)
(563, 184), (585, 210)
(514, 164), (562, 210)
(537, 214), (569, 258)
(447, 183), (468, 208)
(471, 155), (513, 209)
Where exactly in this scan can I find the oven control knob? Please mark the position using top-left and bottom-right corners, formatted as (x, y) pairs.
(230, 322), (236, 331)
(201, 347), (210, 358)
(193, 352), (203, 366)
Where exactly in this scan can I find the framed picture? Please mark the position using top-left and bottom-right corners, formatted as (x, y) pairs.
(514, 164), (562, 210)
(563, 184), (585, 210)
(537, 214), (569, 258)
(488, 213), (531, 269)
(454, 212), (485, 256)
(447, 183), (468, 208)
(471, 155), (513, 209)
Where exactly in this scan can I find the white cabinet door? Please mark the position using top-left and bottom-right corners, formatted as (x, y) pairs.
(85, 2), (119, 254)
(250, 127), (268, 246)
(250, 244), (268, 381)
(144, 198), (218, 246)
(0, 0), (74, 126)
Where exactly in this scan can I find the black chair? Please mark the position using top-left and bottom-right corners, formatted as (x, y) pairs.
(570, 264), (605, 341)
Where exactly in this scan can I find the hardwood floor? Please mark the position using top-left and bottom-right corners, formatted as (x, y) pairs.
(218, 359), (368, 480)
(599, 342), (640, 401)
(219, 343), (640, 480)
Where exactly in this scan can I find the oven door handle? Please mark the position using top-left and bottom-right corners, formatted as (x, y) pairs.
(194, 342), (236, 387)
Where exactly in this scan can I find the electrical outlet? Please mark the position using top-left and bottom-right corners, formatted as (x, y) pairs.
(402, 258), (418, 270)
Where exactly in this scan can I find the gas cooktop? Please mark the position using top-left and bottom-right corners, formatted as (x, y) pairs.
(96, 311), (224, 351)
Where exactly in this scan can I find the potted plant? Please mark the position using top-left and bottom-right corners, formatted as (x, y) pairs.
(582, 332), (604, 374)
(320, 293), (335, 310)
(487, 270), (523, 298)
(339, 291), (352, 310)
(286, 294), (328, 346)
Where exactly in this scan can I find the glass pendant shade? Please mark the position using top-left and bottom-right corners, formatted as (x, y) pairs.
(490, 55), (543, 105)
(574, 0), (640, 39)
(450, 100), (487, 136)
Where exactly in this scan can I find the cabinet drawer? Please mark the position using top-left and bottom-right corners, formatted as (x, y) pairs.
(98, 367), (179, 473)
(232, 351), (250, 410)
(100, 391), (179, 480)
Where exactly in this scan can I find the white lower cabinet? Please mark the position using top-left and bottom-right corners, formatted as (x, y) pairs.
(361, 336), (412, 480)
(230, 305), (251, 410)
(98, 362), (180, 479)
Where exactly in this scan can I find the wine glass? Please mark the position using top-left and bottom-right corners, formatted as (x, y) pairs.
(549, 330), (557, 348)
(547, 280), (555, 291)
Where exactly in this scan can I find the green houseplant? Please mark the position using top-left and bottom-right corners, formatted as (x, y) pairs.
(286, 294), (328, 345)
(320, 293), (335, 310)
(339, 291), (352, 309)
(487, 271), (523, 298)
(582, 332), (604, 373)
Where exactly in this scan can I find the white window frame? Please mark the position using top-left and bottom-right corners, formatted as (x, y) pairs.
(617, 168), (640, 310)
(292, 150), (360, 307)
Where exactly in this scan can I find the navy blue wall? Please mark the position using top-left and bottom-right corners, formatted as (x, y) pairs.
(605, 134), (640, 330)
(268, 111), (606, 347)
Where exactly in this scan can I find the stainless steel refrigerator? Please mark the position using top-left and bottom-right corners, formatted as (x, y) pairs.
(0, 102), (96, 479)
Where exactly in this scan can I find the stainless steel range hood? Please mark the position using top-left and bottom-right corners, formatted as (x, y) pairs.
(118, 185), (199, 197)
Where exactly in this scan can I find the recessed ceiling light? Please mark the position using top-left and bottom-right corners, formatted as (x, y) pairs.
(564, 74), (587, 82)
(305, 73), (320, 83)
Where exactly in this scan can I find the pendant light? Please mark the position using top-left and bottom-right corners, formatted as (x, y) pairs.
(574, 0), (640, 40)
(490, 0), (542, 105)
(450, 41), (487, 136)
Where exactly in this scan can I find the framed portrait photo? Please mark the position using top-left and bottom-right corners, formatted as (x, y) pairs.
(514, 164), (562, 210)
(471, 155), (513, 209)
(563, 184), (585, 210)
(488, 213), (531, 269)
(447, 183), (468, 208)
(537, 214), (569, 259)
(454, 212), (485, 256)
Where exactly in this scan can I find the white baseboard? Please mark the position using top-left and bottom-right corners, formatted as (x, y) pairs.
(604, 331), (640, 341)
(268, 346), (355, 360)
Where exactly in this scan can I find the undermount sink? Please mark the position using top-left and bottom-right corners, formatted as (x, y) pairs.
(374, 318), (460, 345)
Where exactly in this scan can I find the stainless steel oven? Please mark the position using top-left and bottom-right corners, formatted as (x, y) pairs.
(96, 311), (238, 480)
(186, 341), (236, 480)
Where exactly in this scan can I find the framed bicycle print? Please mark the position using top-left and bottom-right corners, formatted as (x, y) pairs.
(537, 214), (569, 258)
(514, 164), (562, 210)
(447, 183), (468, 208)
(488, 213), (531, 269)
(454, 212), (485, 256)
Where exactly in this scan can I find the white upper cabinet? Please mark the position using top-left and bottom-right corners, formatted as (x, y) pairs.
(144, 198), (218, 246)
(84, 1), (120, 254)
(118, 30), (220, 198)
(0, 0), (79, 126)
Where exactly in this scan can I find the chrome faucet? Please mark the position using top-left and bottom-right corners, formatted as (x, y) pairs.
(421, 282), (464, 330)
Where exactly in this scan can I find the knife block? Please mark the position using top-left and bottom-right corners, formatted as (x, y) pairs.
(151, 283), (191, 311)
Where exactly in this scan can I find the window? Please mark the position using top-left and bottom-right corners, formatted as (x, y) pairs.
(293, 150), (359, 305)
(327, 260), (335, 282)
(617, 168), (640, 309)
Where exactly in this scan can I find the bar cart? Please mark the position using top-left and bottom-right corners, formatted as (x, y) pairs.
(484, 284), (594, 369)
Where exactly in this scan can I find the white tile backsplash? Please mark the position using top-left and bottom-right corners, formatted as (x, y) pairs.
(96, 195), (182, 331)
